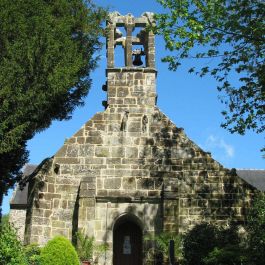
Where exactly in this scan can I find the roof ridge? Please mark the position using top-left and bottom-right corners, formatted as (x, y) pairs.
(236, 168), (265, 170)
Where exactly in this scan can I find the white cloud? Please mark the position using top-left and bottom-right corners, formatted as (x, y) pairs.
(205, 135), (235, 158)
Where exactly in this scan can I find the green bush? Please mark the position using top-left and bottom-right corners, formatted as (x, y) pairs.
(183, 223), (248, 265)
(39, 236), (79, 265)
(24, 244), (41, 265)
(0, 224), (27, 265)
(183, 223), (219, 265)
(1, 214), (9, 227)
(76, 232), (94, 261)
(247, 193), (265, 265)
(203, 245), (247, 265)
(75, 231), (108, 262)
(144, 232), (183, 264)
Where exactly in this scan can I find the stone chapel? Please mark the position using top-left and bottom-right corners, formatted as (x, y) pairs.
(10, 12), (260, 265)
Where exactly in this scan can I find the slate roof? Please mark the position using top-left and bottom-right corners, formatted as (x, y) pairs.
(10, 164), (37, 209)
(23, 164), (37, 177)
(237, 169), (265, 191)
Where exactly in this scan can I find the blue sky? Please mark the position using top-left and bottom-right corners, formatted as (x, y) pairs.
(3, 0), (264, 214)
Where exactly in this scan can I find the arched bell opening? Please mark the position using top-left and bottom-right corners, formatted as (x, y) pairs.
(113, 214), (143, 265)
(107, 12), (155, 69)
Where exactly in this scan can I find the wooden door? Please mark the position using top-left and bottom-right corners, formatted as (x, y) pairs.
(113, 220), (142, 265)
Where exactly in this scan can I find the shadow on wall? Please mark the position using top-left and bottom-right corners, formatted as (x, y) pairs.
(148, 110), (256, 231)
(72, 185), (80, 247)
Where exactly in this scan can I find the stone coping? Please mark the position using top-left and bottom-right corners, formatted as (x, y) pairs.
(95, 196), (161, 203)
(106, 67), (157, 76)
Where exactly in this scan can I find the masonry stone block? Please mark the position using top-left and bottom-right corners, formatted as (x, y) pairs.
(80, 188), (95, 198)
(111, 147), (124, 157)
(79, 145), (94, 157)
(82, 198), (95, 208)
(137, 178), (154, 190)
(117, 87), (129, 97)
(122, 177), (136, 190)
(86, 136), (103, 144)
(54, 157), (79, 164)
(55, 145), (67, 157)
(87, 209), (95, 220)
(66, 145), (79, 157)
(125, 147), (138, 158)
(104, 178), (121, 189)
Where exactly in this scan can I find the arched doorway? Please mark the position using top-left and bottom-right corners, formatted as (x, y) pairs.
(113, 215), (143, 265)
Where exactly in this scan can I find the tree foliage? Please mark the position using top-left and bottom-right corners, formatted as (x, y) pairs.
(182, 223), (244, 265)
(183, 223), (219, 265)
(203, 245), (247, 265)
(1, 214), (9, 227)
(0, 224), (27, 265)
(154, 0), (265, 150)
(247, 193), (265, 265)
(0, 0), (106, 219)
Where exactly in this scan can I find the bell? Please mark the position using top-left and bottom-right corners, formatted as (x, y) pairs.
(132, 48), (145, 66)
(133, 54), (143, 66)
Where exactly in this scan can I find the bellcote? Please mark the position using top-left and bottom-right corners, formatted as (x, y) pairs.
(106, 12), (155, 69)
(103, 12), (157, 110)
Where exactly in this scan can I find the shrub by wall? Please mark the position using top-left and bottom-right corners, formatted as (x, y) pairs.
(183, 223), (219, 265)
(0, 224), (27, 265)
(40, 236), (79, 265)
(247, 193), (265, 265)
(24, 243), (41, 265)
(183, 223), (245, 265)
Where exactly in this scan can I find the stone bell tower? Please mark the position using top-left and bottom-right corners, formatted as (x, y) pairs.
(103, 12), (157, 112)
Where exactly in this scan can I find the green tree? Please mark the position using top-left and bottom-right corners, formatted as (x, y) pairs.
(154, 0), (264, 150)
(40, 236), (80, 265)
(0, 224), (27, 265)
(247, 193), (265, 265)
(1, 214), (9, 227)
(0, 0), (106, 220)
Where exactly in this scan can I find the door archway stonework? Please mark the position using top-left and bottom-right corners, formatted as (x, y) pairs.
(113, 214), (143, 265)
(94, 202), (160, 265)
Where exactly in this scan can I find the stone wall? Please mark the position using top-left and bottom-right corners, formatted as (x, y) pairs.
(9, 209), (27, 242)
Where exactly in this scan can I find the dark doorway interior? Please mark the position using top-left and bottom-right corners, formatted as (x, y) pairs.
(113, 216), (142, 265)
